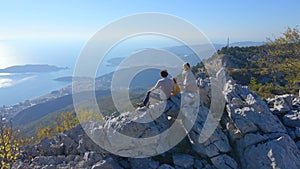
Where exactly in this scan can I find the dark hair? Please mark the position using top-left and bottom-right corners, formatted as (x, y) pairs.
(160, 70), (168, 78)
(186, 62), (190, 68)
(172, 77), (177, 84)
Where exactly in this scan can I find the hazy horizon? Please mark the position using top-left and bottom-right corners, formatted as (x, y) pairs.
(0, 38), (263, 70)
(1, 1), (300, 68)
(0, 0), (299, 105)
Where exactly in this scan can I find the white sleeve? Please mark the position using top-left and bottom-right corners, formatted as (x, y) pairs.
(153, 80), (161, 90)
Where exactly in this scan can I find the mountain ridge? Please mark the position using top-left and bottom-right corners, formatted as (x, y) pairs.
(0, 64), (68, 73)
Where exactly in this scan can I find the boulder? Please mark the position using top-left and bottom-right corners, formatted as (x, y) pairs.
(129, 158), (159, 169)
(295, 127), (300, 138)
(172, 154), (194, 168)
(75, 160), (88, 168)
(158, 164), (175, 169)
(283, 110), (300, 127)
(11, 160), (31, 169)
(191, 123), (232, 158)
(83, 151), (103, 166)
(243, 133), (268, 147)
(210, 154), (238, 169)
(91, 158), (123, 169)
(224, 85), (286, 134)
(193, 159), (204, 169)
(293, 97), (300, 109)
(198, 78), (211, 107)
(54, 133), (77, 155)
(273, 94), (295, 113)
(41, 165), (56, 169)
(36, 138), (54, 156)
(32, 156), (57, 166)
(243, 135), (300, 169)
(189, 103), (233, 166)
(296, 141), (300, 149)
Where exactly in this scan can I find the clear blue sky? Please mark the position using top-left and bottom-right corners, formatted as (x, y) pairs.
(1, 0), (299, 68)
(0, 0), (299, 43)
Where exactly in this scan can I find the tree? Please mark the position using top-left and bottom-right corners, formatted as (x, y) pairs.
(36, 112), (78, 141)
(36, 126), (53, 141)
(267, 27), (300, 44)
(76, 109), (103, 123)
(266, 26), (300, 60)
(35, 110), (103, 143)
(54, 112), (79, 133)
(0, 117), (20, 169)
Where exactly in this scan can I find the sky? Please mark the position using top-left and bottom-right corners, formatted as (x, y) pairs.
(0, 0), (300, 68)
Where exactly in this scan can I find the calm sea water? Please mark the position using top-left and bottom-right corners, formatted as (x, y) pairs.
(0, 36), (183, 106)
(0, 39), (117, 106)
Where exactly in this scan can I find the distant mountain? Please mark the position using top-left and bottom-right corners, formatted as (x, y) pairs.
(165, 42), (264, 54)
(53, 76), (93, 82)
(0, 64), (67, 73)
(99, 43), (262, 70)
(53, 76), (73, 82)
(165, 44), (224, 66)
(164, 42), (264, 66)
(106, 57), (125, 67)
(53, 68), (161, 90)
(166, 44), (224, 53)
(229, 41), (265, 47)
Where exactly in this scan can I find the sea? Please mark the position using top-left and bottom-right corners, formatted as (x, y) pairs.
(0, 36), (187, 106)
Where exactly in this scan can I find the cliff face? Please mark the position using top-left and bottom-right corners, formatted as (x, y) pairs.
(12, 74), (300, 169)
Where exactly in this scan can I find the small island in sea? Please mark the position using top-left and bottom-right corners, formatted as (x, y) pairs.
(53, 76), (96, 82)
(106, 57), (125, 67)
(53, 76), (73, 82)
(0, 64), (68, 73)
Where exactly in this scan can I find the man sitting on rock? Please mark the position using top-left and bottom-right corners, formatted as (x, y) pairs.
(137, 69), (174, 107)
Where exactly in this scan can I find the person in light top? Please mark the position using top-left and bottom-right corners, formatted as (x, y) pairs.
(182, 62), (198, 93)
(137, 69), (174, 107)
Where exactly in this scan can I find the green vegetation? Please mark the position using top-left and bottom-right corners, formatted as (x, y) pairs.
(0, 110), (103, 168)
(35, 110), (103, 143)
(0, 118), (21, 169)
(36, 112), (78, 141)
(217, 27), (300, 98)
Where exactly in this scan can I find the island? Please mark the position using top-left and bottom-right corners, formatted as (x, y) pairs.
(106, 57), (125, 67)
(0, 64), (68, 73)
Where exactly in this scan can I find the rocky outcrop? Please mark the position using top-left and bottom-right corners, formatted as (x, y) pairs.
(188, 103), (238, 169)
(223, 80), (300, 169)
(12, 76), (300, 169)
(267, 94), (300, 150)
(12, 94), (216, 169)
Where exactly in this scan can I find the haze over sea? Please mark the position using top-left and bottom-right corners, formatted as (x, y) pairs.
(0, 36), (184, 106)
(1, 1), (299, 106)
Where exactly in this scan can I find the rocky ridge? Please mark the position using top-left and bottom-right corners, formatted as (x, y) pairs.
(12, 72), (300, 169)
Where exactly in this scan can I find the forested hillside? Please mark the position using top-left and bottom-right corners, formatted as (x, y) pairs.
(206, 27), (300, 98)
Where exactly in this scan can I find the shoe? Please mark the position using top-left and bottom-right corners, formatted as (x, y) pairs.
(136, 102), (145, 107)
